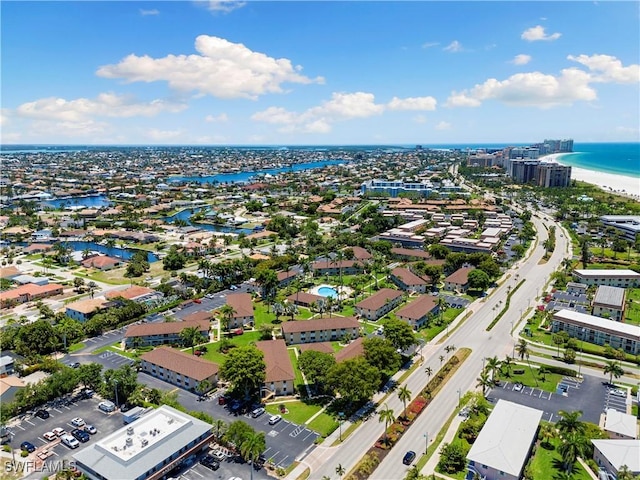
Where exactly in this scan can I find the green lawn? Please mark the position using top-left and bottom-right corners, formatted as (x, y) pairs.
(625, 297), (640, 326)
(307, 413), (339, 437)
(253, 302), (277, 326)
(296, 308), (314, 319)
(288, 348), (305, 390)
(529, 438), (592, 480)
(68, 342), (86, 353)
(198, 331), (263, 365)
(264, 400), (324, 425)
(501, 365), (564, 393)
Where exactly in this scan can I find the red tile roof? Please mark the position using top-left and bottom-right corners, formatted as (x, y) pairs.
(355, 288), (403, 311)
(141, 346), (219, 381)
(444, 267), (474, 286)
(226, 293), (253, 318)
(255, 340), (295, 383)
(396, 295), (439, 320)
(124, 319), (209, 338)
(334, 337), (364, 363)
(105, 285), (155, 301)
(391, 268), (428, 286)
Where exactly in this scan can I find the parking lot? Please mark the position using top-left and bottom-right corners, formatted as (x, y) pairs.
(6, 394), (124, 479)
(139, 372), (320, 469)
(486, 373), (611, 424)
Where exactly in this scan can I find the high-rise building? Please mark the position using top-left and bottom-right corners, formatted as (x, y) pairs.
(536, 163), (572, 187)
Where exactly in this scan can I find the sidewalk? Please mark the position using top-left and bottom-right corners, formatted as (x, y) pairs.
(421, 412), (465, 477)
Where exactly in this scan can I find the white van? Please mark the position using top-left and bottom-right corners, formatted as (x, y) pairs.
(61, 434), (80, 449)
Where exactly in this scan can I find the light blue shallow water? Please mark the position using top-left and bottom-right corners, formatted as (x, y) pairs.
(318, 286), (338, 298)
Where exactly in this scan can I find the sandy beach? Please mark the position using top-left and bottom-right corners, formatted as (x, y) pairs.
(542, 153), (640, 199)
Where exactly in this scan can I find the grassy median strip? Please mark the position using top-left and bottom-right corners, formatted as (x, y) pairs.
(486, 279), (525, 331)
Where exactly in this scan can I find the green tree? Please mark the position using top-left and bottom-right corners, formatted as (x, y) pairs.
(378, 403), (396, 445)
(558, 432), (586, 473)
(219, 304), (236, 332)
(220, 346), (266, 400)
(298, 350), (336, 393)
(103, 364), (139, 404)
(76, 363), (103, 390)
(484, 356), (501, 383)
(225, 420), (254, 449)
(557, 410), (586, 437)
(163, 245), (186, 271)
(180, 326), (204, 355)
(437, 440), (469, 474)
(363, 337), (401, 378)
(240, 430), (266, 480)
(397, 385), (412, 419)
(381, 317), (416, 352)
(603, 360), (624, 385)
(326, 357), (380, 404)
(476, 371), (493, 397)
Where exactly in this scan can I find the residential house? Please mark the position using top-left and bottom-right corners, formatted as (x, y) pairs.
(286, 291), (324, 308)
(277, 270), (298, 289)
(81, 255), (123, 271)
(444, 267), (474, 293)
(0, 283), (64, 307)
(0, 265), (21, 280)
(551, 309), (640, 355)
(297, 342), (334, 355)
(592, 439), (640, 479)
(334, 337), (364, 363)
(395, 295), (439, 329)
(124, 319), (210, 349)
(390, 247), (434, 261)
(0, 356), (15, 376)
(281, 317), (360, 345)
(225, 293), (254, 329)
(355, 288), (404, 321)
(65, 298), (110, 322)
(311, 260), (363, 277)
(105, 285), (163, 305)
(255, 340), (295, 398)
(566, 282), (588, 295)
(390, 267), (430, 294)
(602, 409), (638, 439)
(572, 269), (640, 288)
(0, 376), (25, 404)
(592, 286), (626, 322)
(347, 246), (372, 261)
(466, 400), (543, 480)
(140, 347), (218, 393)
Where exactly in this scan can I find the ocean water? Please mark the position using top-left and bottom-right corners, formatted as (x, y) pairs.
(552, 143), (640, 178)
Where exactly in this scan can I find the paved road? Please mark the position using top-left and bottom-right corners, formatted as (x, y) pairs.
(304, 212), (571, 480)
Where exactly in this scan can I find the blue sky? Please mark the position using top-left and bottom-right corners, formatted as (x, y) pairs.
(2, 1), (639, 145)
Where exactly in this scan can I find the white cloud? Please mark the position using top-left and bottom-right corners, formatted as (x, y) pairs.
(146, 128), (184, 141)
(15, 93), (186, 122)
(567, 54), (640, 84)
(30, 119), (110, 138)
(443, 41), (463, 52)
(0, 109), (8, 126)
(387, 96), (437, 111)
(445, 68), (596, 108)
(252, 92), (439, 134)
(422, 42), (439, 49)
(97, 35), (324, 100)
(413, 114), (427, 124)
(205, 113), (228, 122)
(521, 25), (561, 42)
(140, 8), (159, 16)
(204, 1), (246, 13)
(512, 54), (532, 65)
(435, 121), (451, 130)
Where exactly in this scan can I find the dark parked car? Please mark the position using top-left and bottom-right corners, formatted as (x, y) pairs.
(34, 409), (49, 419)
(402, 451), (416, 465)
(20, 441), (36, 453)
(199, 454), (220, 471)
(69, 362), (80, 368)
(71, 429), (90, 443)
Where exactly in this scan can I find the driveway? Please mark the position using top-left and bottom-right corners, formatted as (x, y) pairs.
(487, 373), (605, 424)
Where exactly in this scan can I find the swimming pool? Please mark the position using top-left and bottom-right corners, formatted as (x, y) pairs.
(317, 286), (338, 298)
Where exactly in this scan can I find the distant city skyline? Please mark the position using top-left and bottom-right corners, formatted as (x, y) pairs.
(2, 1), (639, 145)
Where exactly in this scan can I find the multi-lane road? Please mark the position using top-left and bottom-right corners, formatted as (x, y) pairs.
(306, 212), (571, 479)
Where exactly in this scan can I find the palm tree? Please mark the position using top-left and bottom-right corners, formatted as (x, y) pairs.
(616, 465), (634, 480)
(485, 356), (501, 384)
(240, 431), (266, 480)
(557, 410), (586, 438)
(515, 339), (529, 361)
(436, 296), (447, 326)
(378, 403), (395, 445)
(219, 304), (236, 332)
(502, 355), (513, 377)
(335, 464), (346, 479)
(603, 360), (624, 385)
(213, 419), (227, 440)
(476, 371), (493, 397)
(539, 422), (556, 448)
(558, 432), (586, 473)
(397, 385), (412, 419)
(180, 326), (203, 355)
(425, 366), (433, 382)
(439, 354), (445, 365)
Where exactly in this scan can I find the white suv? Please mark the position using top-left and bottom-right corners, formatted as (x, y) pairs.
(71, 417), (85, 427)
(61, 434), (80, 449)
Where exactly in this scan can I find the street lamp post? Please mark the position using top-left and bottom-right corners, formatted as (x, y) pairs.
(457, 389), (461, 408)
(423, 432), (429, 454)
(114, 380), (119, 410)
(578, 328), (585, 378)
(338, 412), (344, 442)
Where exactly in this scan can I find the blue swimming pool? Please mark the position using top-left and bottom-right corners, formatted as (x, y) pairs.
(317, 286), (338, 298)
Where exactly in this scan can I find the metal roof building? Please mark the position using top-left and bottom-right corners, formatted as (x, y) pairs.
(466, 400), (542, 480)
(73, 405), (213, 480)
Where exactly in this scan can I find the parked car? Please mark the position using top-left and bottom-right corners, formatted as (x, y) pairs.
(218, 396), (227, 405)
(200, 455), (220, 471)
(80, 389), (94, 399)
(69, 362), (80, 369)
(268, 415), (282, 425)
(402, 451), (416, 465)
(71, 417), (85, 427)
(98, 401), (116, 413)
(610, 389), (626, 397)
(84, 425), (97, 435)
(513, 382), (524, 392)
(61, 434), (80, 449)
(35, 409), (49, 419)
(52, 427), (66, 437)
(43, 432), (57, 442)
(251, 407), (266, 418)
(71, 429), (90, 443)
(20, 441), (36, 453)
(193, 298), (202, 304)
